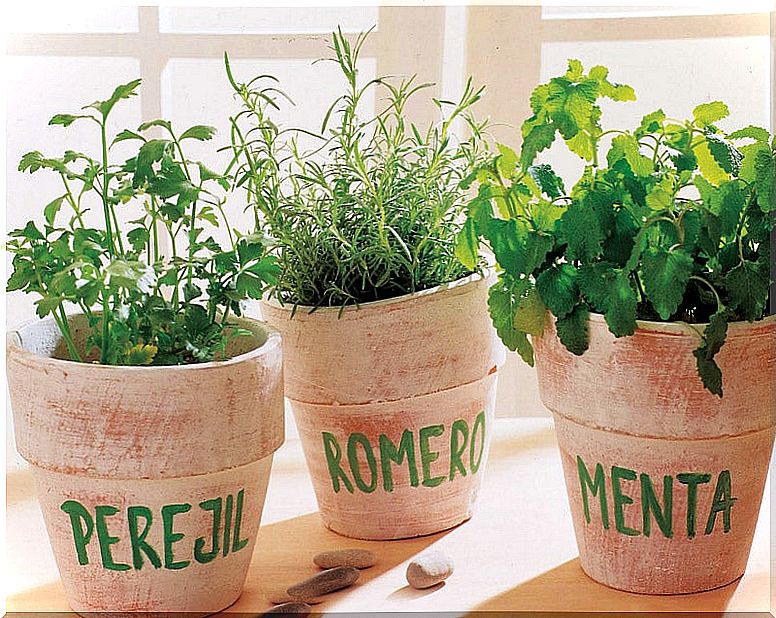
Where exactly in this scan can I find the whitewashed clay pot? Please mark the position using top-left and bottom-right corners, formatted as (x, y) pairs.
(534, 312), (775, 594)
(262, 273), (504, 540)
(7, 314), (285, 616)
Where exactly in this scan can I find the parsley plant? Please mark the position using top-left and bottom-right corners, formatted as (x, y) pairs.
(7, 80), (279, 365)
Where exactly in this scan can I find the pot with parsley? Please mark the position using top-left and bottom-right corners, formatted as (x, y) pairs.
(6, 80), (284, 614)
(457, 60), (774, 593)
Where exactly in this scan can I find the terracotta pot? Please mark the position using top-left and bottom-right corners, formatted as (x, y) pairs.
(7, 314), (285, 616)
(261, 273), (504, 539)
(534, 312), (775, 594)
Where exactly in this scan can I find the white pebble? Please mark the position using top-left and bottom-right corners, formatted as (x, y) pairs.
(406, 550), (454, 589)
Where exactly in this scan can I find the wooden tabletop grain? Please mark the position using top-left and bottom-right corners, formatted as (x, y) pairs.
(7, 417), (772, 614)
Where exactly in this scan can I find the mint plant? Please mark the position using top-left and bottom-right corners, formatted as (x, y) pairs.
(7, 80), (278, 365)
(457, 60), (774, 396)
(226, 28), (488, 309)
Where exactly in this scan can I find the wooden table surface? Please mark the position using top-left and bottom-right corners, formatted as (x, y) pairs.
(7, 417), (773, 615)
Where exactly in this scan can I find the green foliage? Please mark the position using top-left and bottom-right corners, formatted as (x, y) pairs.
(226, 28), (488, 308)
(7, 80), (277, 365)
(458, 59), (774, 396)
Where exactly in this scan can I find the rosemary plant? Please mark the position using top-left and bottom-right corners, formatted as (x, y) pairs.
(226, 28), (489, 309)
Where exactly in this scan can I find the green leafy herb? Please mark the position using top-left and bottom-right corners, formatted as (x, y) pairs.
(7, 80), (278, 365)
(226, 27), (488, 309)
(458, 59), (774, 396)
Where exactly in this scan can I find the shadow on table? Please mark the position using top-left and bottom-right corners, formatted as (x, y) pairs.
(229, 510), (452, 613)
(465, 557), (748, 617)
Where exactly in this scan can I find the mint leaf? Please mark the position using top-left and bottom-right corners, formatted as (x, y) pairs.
(488, 278), (535, 365)
(753, 147), (774, 212)
(559, 198), (604, 263)
(645, 186), (672, 212)
(604, 273), (637, 337)
(705, 133), (742, 176)
(609, 134), (652, 177)
(496, 143), (520, 179)
(485, 218), (552, 277)
(635, 109), (666, 138)
(520, 123), (556, 167)
(528, 164), (565, 199)
(693, 102), (729, 126)
(641, 247), (694, 320)
(566, 131), (595, 160)
(578, 262), (618, 313)
(716, 181), (744, 238)
(694, 140), (729, 186)
(532, 200), (565, 233)
(555, 304), (590, 355)
(454, 218), (480, 270)
(693, 309), (730, 397)
(536, 263), (579, 318)
(728, 126), (770, 143)
(512, 281), (547, 336)
(589, 65), (636, 102)
(602, 208), (638, 267)
(725, 261), (769, 321)
(695, 356), (723, 397)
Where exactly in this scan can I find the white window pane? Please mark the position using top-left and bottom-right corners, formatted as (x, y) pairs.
(538, 36), (770, 182)
(7, 6), (138, 32)
(161, 57), (377, 241)
(6, 57), (142, 328)
(543, 2), (771, 19)
(159, 7), (378, 34)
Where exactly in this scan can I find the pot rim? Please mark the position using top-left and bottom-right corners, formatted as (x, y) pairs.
(263, 268), (494, 314)
(587, 310), (776, 334)
(6, 313), (281, 371)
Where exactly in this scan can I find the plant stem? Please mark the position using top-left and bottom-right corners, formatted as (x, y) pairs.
(99, 120), (116, 258)
(220, 303), (231, 326)
(187, 199), (197, 289)
(632, 272), (647, 303)
(54, 307), (82, 362)
(100, 291), (111, 364)
(689, 275), (724, 312)
(215, 201), (235, 249)
(60, 175), (86, 227)
(150, 197), (160, 262)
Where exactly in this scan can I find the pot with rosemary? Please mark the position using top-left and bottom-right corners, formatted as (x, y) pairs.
(227, 28), (504, 539)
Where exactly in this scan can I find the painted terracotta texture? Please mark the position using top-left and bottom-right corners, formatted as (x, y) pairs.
(261, 273), (504, 405)
(534, 313), (775, 594)
(262, 273), (505, 539)
(7, 315), (285, 616)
